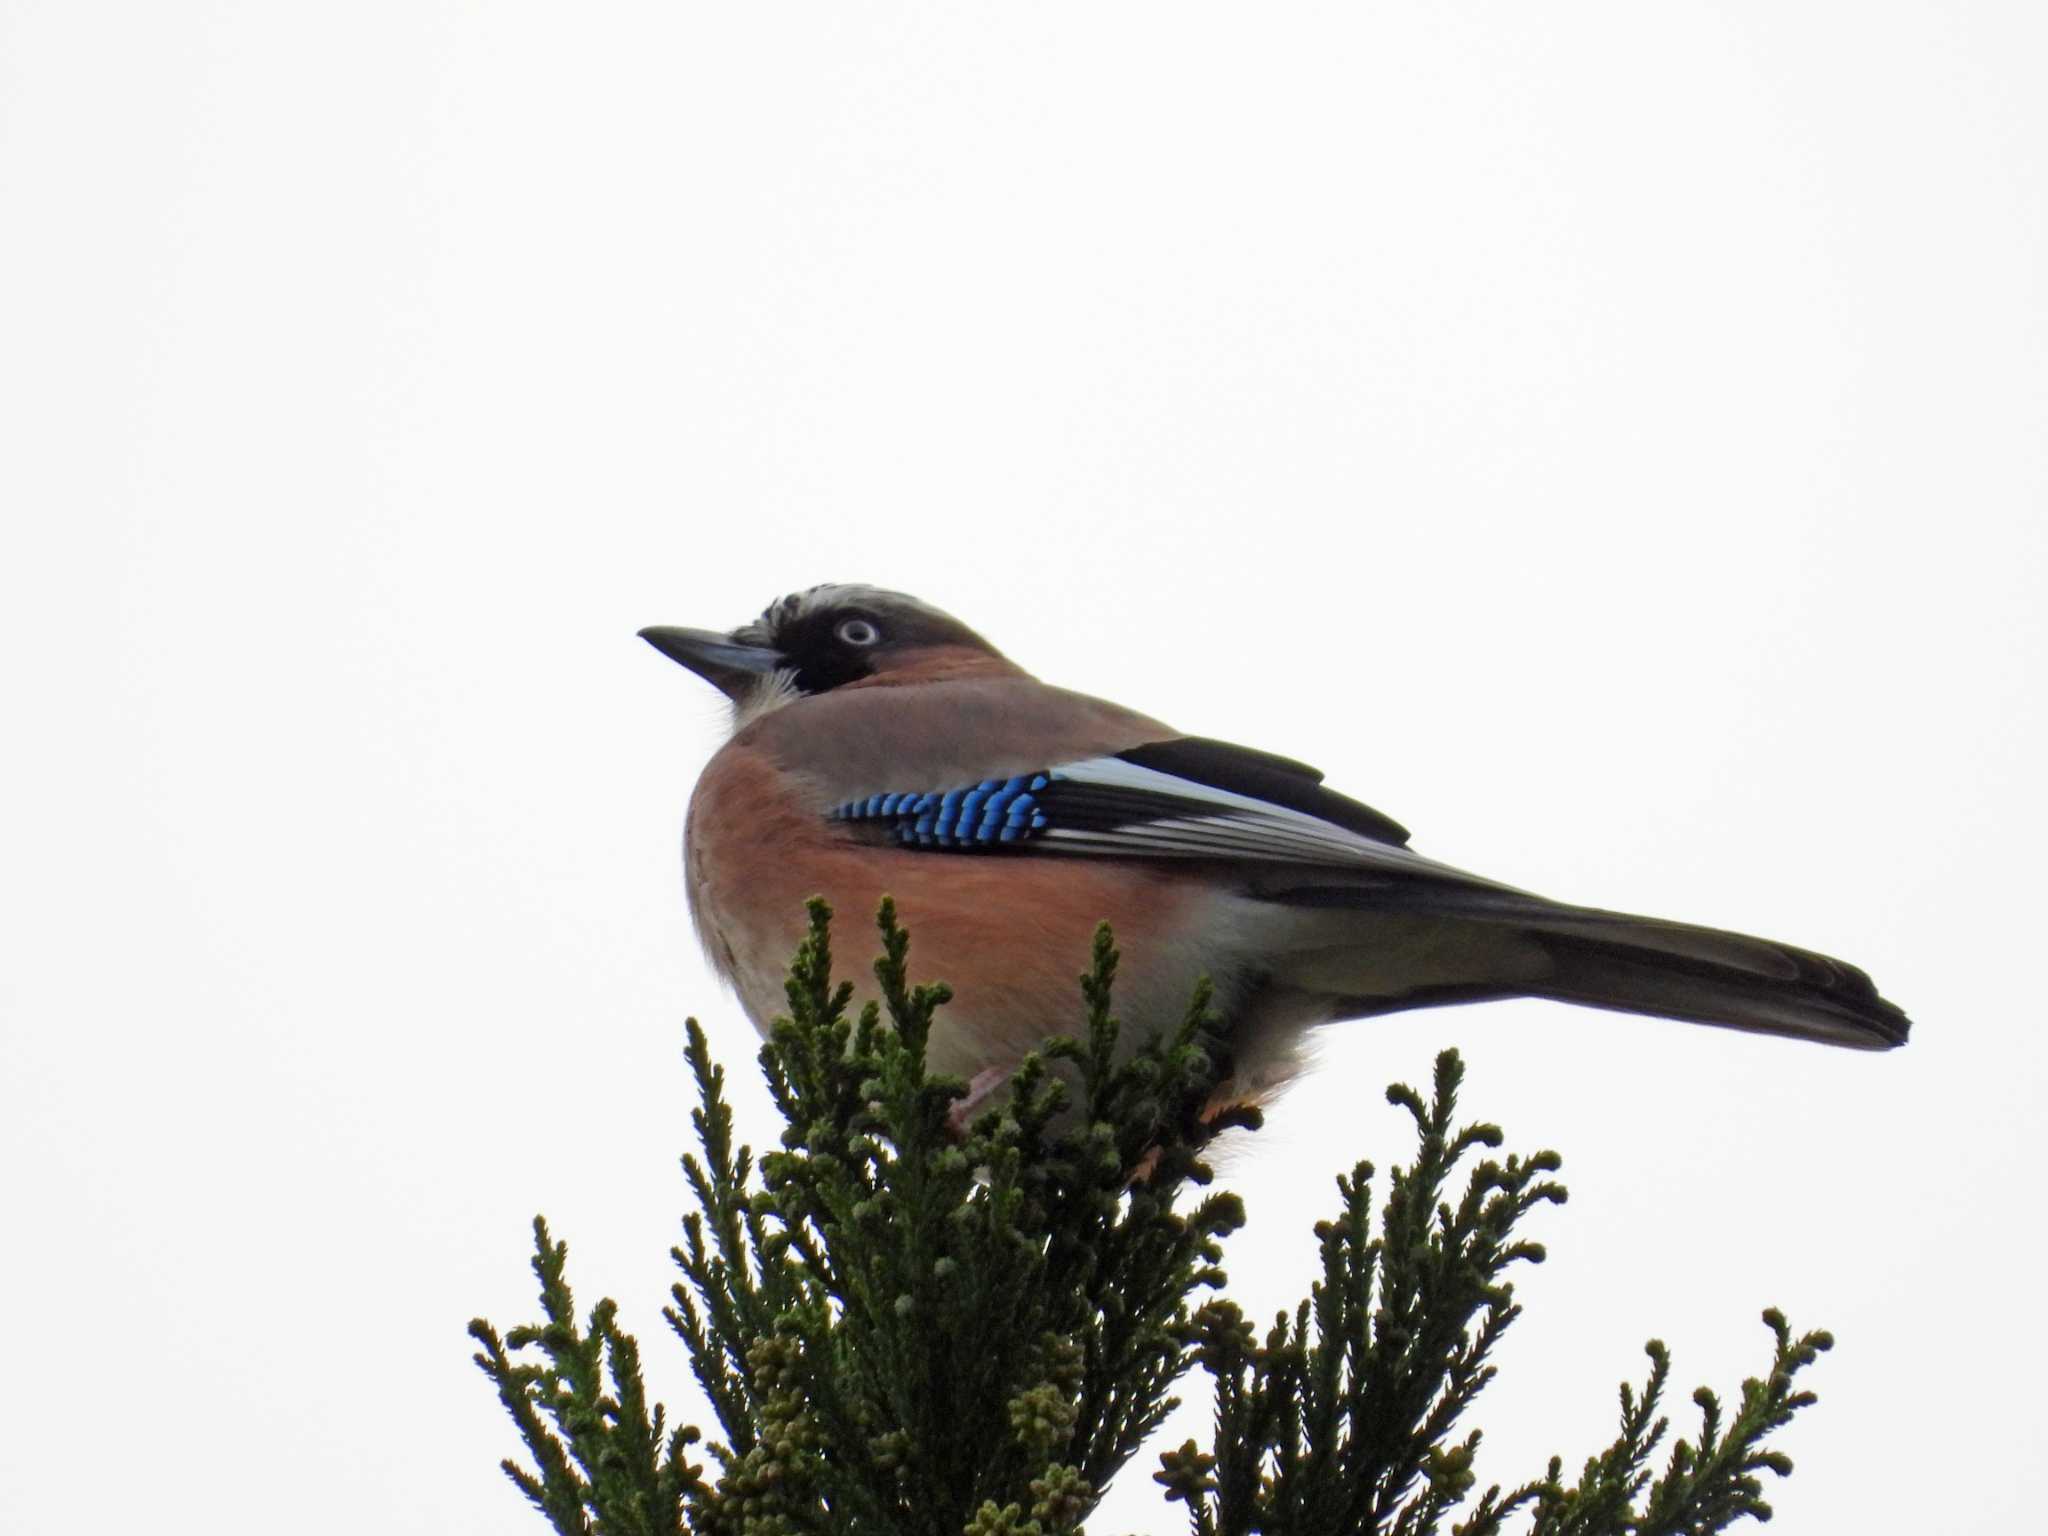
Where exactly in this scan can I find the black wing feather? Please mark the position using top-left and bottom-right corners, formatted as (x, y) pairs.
(1115, 737), (1411, 847)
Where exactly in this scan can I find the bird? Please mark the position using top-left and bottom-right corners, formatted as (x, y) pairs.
(641, 584), (1908, 1115)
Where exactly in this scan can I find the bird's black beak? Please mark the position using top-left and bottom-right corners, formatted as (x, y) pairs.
(638, 626), (786, 701)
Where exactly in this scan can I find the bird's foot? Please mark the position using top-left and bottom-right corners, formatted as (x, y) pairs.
(946, 1065), (1011, 1137)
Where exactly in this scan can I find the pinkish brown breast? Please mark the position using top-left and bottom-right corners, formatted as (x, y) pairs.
(681, 674), (1244, 1085)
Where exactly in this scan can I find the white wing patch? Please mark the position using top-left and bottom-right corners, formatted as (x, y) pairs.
(1027, 757), (1517, 891)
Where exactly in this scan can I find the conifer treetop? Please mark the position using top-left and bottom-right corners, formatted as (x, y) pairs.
(471, 900), (1834, 1535)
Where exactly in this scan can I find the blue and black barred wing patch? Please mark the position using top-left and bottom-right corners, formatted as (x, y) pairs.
(830, 774), (1058, 850)
(828, 745), (1516, 891)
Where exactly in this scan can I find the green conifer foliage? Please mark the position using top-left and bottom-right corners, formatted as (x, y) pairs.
(472, 901), (1834, 1535)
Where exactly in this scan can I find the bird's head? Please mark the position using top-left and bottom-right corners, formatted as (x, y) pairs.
(641, 584), (1017, 724)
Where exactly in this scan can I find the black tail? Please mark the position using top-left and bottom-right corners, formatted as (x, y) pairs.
(1514, 907), (1909, 1049)
(1271, 884), (1910, 1050)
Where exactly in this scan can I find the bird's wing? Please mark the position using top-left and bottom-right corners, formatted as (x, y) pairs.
(826, 735), (1518, 892)
(820, 732), (1912, 1049)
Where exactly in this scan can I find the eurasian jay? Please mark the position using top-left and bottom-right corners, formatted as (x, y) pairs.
(642, 584), (1908, 1112)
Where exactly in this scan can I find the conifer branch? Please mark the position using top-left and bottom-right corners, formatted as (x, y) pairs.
(474, 902), (1840, 1535)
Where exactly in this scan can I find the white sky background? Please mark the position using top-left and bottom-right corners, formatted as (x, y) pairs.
(3, 3), (2044, 1530)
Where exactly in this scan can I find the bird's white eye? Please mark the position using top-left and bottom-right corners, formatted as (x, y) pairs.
(835, 617), (881, 647)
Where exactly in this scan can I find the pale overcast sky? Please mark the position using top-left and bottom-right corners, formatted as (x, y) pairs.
(3, 5), (2044, 1532)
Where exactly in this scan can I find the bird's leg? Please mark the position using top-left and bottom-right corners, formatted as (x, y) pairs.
(946, 1065), (1012, 1137)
